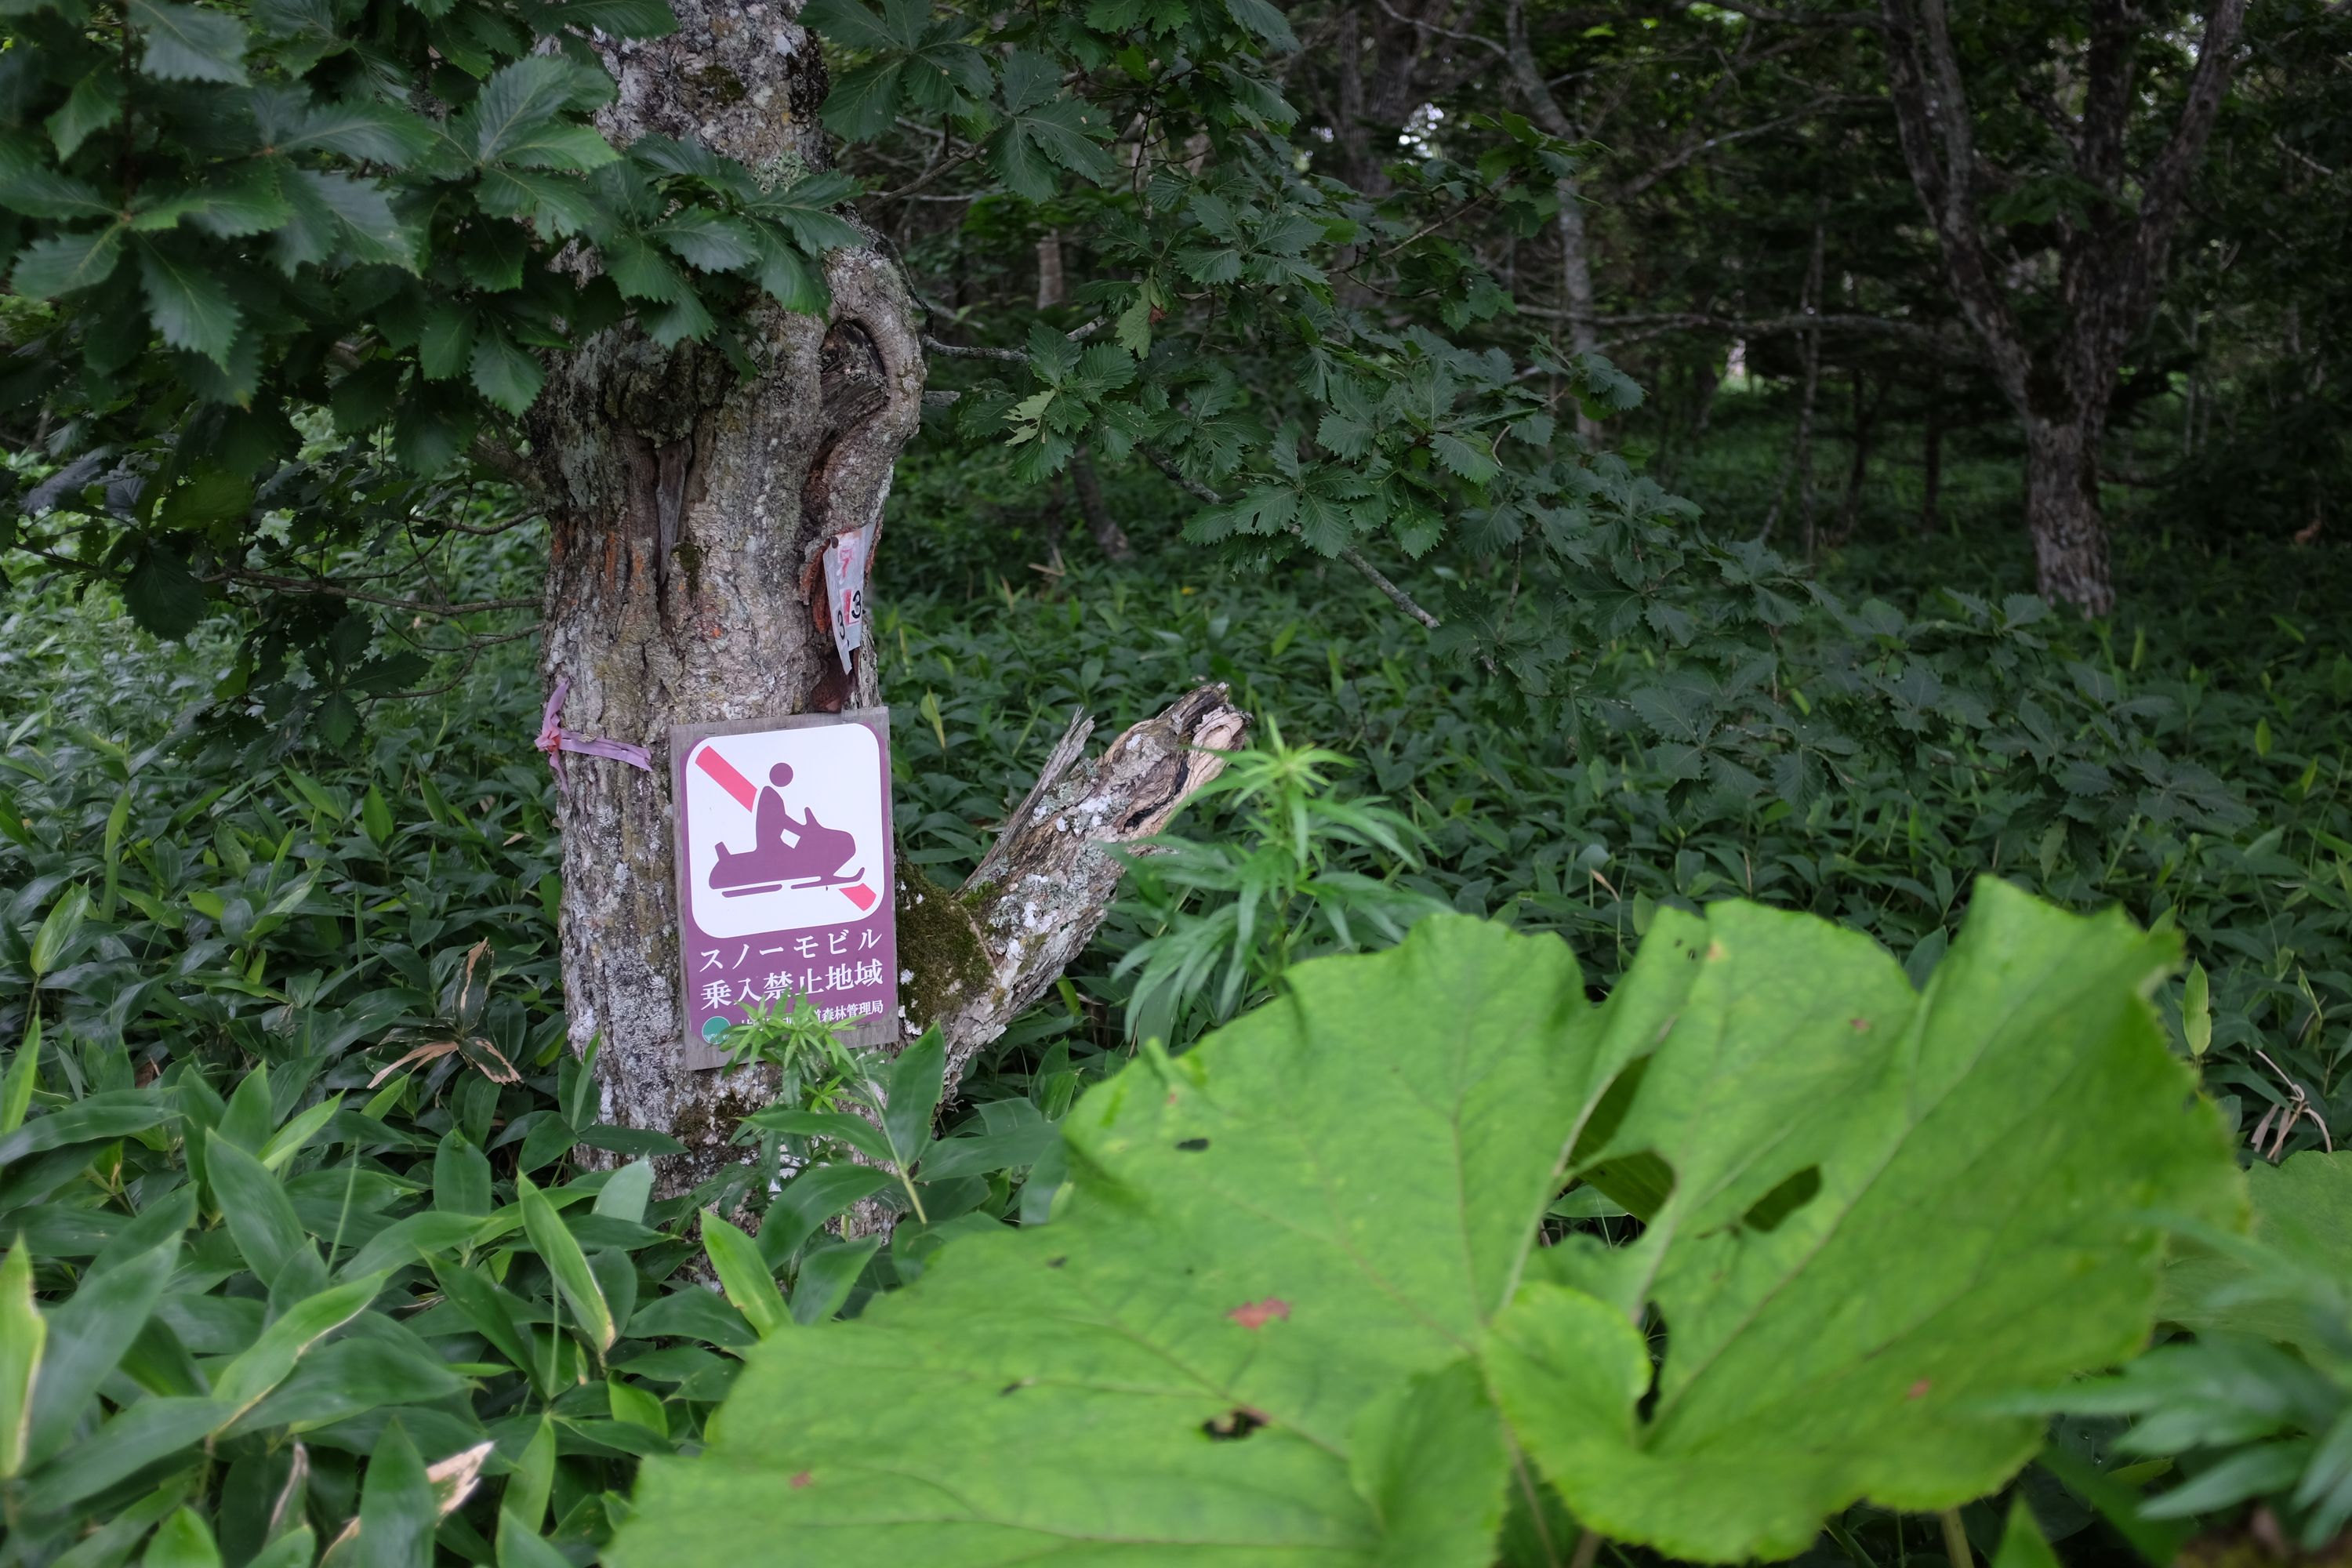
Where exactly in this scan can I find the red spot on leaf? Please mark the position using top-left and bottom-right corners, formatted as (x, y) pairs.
(1851, 1017), (1873, 1033)
(1907, 1378), (1932, 1400)
(790, 1470), (814, 1489)
(1228, 1298), (1291, 1330)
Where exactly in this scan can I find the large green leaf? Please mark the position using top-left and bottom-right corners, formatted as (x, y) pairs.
(1486, 880), (2241, 1562)
(617, 914), (1600, 1566)
(612, 887), (2238, 1566)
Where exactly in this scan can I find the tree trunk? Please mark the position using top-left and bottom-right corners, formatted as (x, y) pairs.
(2022, 416), (2116, 616)
(1919, 381), (1944, 538)
(1069, 448), (1132, 561)
(533, 3), (1243, 1193)
(1555, 175), (1602, 445)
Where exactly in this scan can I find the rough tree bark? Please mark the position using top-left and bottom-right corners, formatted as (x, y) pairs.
(531, 1), (1243, 1192)
(1877, 0), (2249, 614)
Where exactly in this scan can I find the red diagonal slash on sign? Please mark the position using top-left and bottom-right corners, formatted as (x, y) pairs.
(692, 743), (877, 912)
(694, 745), (758, 811)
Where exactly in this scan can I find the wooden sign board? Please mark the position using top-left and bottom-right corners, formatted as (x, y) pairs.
(670, 709), (898, 1069)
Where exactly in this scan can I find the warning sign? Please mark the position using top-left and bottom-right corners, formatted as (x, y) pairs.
(670, 709), (897, 1066)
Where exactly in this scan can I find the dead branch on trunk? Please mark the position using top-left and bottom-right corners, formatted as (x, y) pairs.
(901, 684), (1250, 1094)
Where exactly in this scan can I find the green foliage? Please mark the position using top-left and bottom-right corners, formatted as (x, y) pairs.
(1112, 719), (1447, 1046)
(614, 889), (2238, 1565)
(2027, 1152), (2352, 1552)
(0, 593), (1067, 1563)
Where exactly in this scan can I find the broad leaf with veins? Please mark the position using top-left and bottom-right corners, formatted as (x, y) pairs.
(613, 884), (2239, 1566)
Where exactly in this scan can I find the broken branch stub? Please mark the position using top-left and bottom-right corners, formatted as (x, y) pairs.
(899, 683), (1250, 1091)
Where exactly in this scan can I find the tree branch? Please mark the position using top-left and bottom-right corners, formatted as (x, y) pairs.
(907, 684), (1252, 1091)
(202, 568), (538, 620)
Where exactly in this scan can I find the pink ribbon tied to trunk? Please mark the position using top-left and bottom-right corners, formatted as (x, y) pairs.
(536, 676), (654, 798)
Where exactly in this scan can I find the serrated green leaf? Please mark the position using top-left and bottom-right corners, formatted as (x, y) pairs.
(278, 99), (436, 165)
(419, 303), (476, 379)
(1223, 0), (1297, 49)
(470, 327), (544, 414)
(123, 545), (208, 638)
(524, 0), (675, 38)
(476, 166), (604, 237)
(136, 241), (241, 365)
(0, 165), (114, 221)
(158, 466), (253, 530)
(463, 56), (618, 169)
(46, 68), (124, 159)
(800, 0), (898, 51)
(653, 209), (757, 272)
(285, 169), (418, 269)
(11, 227), (125, 297)
(130, 0), (249, 82)
(747, 225), (829, 314)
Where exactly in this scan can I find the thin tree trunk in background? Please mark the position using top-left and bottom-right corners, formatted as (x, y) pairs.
(1069, 448), (1133, 561)
(1555, 176), (1602, 444)
(1501, 0), (1602, 444)
(1920, 381), (1944, 537)
(1765, 207), (1828, 550)
(536, 5), (1242, 1193)
(1035, 230), (1065, 311)
(1838, 369), (1886, 540)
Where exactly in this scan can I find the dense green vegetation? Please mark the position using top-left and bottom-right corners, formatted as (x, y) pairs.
(4, 0), (2350, 1561)
(3, 457), (2347, 1560)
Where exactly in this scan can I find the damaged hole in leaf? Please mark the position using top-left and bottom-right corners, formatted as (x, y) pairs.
(1175, 1137), (1210, 1151)
(1202, 1407), (1268, 1442)
(1577, 1146), (1675, 1225)
(1635, 1306), (1670, 1424)
(1742, 1165), (1822, 1234)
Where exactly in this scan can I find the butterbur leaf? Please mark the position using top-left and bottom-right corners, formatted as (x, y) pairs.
(1483, 880), (2239, 1562)
(612, 888), (2240, 1566)
(615, 916), (1586, 1564)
